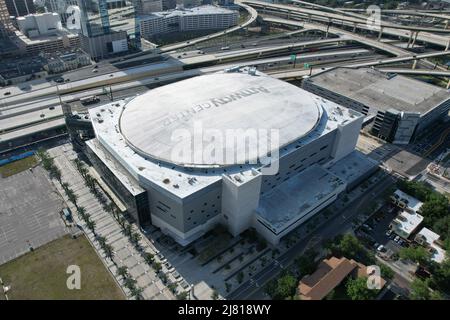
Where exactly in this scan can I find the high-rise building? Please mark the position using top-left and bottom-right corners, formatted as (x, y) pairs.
(161, 0), (175, 10)
(136, 0), (162, 14)
(77, 0), (140, 59)
(5, 0), (35, 17)
(0, 0), (14, 38)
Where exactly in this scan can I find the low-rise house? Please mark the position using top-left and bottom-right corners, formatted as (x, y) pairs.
(414, 227), (446, 264)
(298, 256), (386, 300)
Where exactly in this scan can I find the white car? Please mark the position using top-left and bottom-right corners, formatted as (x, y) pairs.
(377, 245), (386, 252)
(394, 236), (401, 243)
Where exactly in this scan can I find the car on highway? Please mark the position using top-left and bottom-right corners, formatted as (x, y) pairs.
(92, 69), (98, 73)
(221, 46), (230, 51)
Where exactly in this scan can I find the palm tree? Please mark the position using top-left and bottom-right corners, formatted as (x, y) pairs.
(103, 202), (115, 215)
(152, 261), (162, 273)
(84, 174), (96, 191)
(117, 266), (128, 279)
(131, 287), (144, 300)
(49, 165), (61, 182)
(85, 218), (96, 234)
(36, 148), (48, 161)
(73, 159), (82, 171)
(131, 232), (141, 246)
(143, 252), (154, 265)
(118, 216), (127, 228)
(61, 182), (70, 192)
(103, 244), (114, 260)
(67, 191), (78, 207)
(124, 277), (137, 291)
(124, 224), (133, 237)
(79, 166), (89, 179)
(96, 235), (107, 247)
(77, 206), (87, 220)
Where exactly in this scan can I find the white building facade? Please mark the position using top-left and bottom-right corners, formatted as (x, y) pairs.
(86, 68), (365, 246)
(139, 5), (238, 38)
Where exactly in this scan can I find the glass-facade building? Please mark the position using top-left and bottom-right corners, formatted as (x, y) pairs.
(77, 0), (140, 58)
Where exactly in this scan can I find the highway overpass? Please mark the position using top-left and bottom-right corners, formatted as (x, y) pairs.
(243, 0), (450, 48)
(159, 1), (258, 53)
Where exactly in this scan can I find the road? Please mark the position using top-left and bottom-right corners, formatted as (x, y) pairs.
(228, 173), (395, 300)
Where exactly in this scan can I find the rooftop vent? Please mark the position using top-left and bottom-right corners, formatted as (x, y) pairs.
(173, 184), (179, 188)
(163, 178), (170, 184)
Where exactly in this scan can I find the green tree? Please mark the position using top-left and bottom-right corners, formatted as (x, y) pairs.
(410, 278), (430, 300)
(430, 290), (444, 300)
(339, 234), (364, 259)
(346, 277), (378, 300)
(431, 253), (450, 293)
(131, 232), (142, 246)
(131, 286), (143, 300)
(211, 290), (219, 300)
(152, 261), (162, 273)
(143, 252), (154, 265)
(399, 246), (431, 265)
(77, 206), (87, 220)
(237, 271), (244, 284)
(103, 243), (114, 260)
(379, 264), (395, 280)
(295, 249), (317, 276)
(177, 291), (189, 300)
(85, 219), (96, 234)
(117, 266), (128, 279)
(266, 272), (298, 300)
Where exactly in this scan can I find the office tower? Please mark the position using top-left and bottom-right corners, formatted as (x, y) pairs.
(77, 0), (140, 59)
(5, 0), (35, 17)
(0, 0), (13, 38)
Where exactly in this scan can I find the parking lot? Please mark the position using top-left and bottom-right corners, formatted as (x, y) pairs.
(0, 166), (68, 265)
(356, 204), (409, 258)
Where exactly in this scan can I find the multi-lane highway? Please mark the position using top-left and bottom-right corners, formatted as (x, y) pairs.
(244, 0), (450, 48)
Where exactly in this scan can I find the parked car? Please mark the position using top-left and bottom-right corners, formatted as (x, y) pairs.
(386, 230), (393, 237)
(394, 236), (401, 243)
(164, 262), (175, 272)
(172, 271), (181, 280)
(377, 245), (386, 252)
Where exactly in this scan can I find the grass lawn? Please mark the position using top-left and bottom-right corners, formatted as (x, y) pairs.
(0, 235), (125, 300)
(0, 156), (38, 178)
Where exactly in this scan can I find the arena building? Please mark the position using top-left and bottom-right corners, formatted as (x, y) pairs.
(85, 67), (367, 245)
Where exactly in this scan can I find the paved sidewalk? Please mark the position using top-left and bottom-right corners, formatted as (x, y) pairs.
(48, 144), (175, 300)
